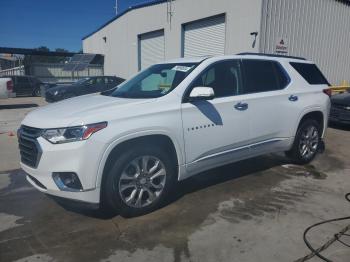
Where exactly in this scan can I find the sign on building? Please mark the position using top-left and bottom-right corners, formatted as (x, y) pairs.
(275, 37), (288, 54)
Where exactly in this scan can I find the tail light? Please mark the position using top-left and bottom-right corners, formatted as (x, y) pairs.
(6, 80), (13, 92)
(323, 88), (332, 97)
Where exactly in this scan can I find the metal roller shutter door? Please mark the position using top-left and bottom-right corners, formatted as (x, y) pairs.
(183, 15), (226, 57)
(139, 30), (165, 70)
(260, 0), (350, 84)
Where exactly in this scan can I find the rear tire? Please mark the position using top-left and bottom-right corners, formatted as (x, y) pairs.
(102, 145), (176, 217)
(285, 119), (321, 164)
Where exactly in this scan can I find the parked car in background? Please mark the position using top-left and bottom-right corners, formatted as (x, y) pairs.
(0, 77), (14, 99)
(45, 76), (125, 102)
(19, 53), (331, 216)
(329, 89), (350, 125)
(42, 82), (58, 90)
(0, 75), (43, 97)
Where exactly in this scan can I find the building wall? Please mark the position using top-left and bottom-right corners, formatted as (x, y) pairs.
(83, 0), (263, 79)
(260, 0), (350, 84)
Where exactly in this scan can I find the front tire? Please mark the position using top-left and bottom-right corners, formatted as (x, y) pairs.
(285, 119), (321, 164)
(102, 145), (176, 217)
(33, 88), (41, 97)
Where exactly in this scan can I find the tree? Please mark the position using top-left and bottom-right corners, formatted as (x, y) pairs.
(24, 46), (70, 64)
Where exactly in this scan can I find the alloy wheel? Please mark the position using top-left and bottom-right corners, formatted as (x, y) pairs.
(298, 125), (319, 160)
(118, 156), (166, 208)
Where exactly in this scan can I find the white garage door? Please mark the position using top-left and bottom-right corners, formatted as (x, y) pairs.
(139, 30), (165, 70)
(183, 15), (226, 57)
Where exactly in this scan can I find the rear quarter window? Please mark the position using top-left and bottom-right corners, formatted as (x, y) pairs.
(290, 62), (330, 85)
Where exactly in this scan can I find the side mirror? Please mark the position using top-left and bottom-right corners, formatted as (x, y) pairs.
(189, 86), (215, 101)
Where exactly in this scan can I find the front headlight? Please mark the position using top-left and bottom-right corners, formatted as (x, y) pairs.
(41, 122), (107, 144)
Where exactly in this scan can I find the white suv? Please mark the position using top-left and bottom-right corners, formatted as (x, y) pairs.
(19, 53), (331, 216)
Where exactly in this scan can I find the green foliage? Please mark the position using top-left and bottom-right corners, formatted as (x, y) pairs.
(24, 46), (70, 64)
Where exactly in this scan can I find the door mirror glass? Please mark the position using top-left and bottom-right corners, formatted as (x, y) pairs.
(189, 86), (215, 101)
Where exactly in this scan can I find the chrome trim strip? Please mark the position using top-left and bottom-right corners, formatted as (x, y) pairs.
(193, 138), (288, 163)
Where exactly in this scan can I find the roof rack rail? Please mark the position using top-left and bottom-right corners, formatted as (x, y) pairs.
(237, 52), (306, 61)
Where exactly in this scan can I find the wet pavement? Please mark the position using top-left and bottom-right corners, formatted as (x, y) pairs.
(1, 98), (350, 262)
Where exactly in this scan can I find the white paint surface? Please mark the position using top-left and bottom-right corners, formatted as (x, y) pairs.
(13, 254), (54, 262)
(101, 245), (174, 262)
(0, 213), (23, 233)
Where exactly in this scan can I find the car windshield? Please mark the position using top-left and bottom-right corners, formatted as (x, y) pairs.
(107, 63), (198, 98)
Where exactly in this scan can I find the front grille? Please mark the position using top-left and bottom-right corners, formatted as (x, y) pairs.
(18, 125), (43, 168)
(332, 103), (350, 111)
(330, 105), (350, 121)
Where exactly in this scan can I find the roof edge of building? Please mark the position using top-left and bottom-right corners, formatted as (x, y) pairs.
(82, 0), (168, 41)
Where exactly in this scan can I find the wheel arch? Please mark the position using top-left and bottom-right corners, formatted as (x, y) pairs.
(297, 110), (325, 136)
(96, 132), (183, 190)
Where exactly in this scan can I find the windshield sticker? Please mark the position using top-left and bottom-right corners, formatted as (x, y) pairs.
(172, 65), (193, 72)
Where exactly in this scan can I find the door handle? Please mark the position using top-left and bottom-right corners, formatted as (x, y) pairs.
(234, 102), (248, 111)
(289, 95), (298, 102)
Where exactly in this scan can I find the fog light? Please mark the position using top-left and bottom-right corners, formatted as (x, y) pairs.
(52, 172), (83, 191)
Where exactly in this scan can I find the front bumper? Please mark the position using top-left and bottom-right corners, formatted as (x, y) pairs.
(20, 136), (106, 204)
(45, 91), (62, 102)
(25, 172), (100, 204)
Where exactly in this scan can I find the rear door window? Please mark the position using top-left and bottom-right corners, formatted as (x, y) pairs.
(86, 78), (96, 85)
(241, 59), (290, 94)
(95, 77), (104, 85)
(290, 62), (330, 85)
(105, 77), (113, 84)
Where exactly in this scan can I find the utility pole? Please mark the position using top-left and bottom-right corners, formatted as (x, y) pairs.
(167, 0), (174, 28)
(115, 0), (118, 15)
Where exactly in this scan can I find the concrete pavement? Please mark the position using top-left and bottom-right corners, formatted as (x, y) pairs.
(0, 97), (350, 262)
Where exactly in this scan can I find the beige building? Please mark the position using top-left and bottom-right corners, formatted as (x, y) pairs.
(83, 0), (350, 84)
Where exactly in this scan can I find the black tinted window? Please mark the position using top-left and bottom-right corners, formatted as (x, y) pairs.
(242, 60), (289, 94)
(95, 77), (104, 84)
(107, 77), (121, 84)
(290, 62), (330, 85)
(191, 60), (242, 98)
(17, 77), (31, 84)
(86, 78), (96, 85)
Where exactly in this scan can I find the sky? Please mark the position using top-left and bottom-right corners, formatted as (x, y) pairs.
(0, 0), (153, 52)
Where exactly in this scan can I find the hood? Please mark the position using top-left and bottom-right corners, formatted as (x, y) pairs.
(331, 92), (350, 105)
(22, 94), (155, 128)
(46, 85), (72, 93)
